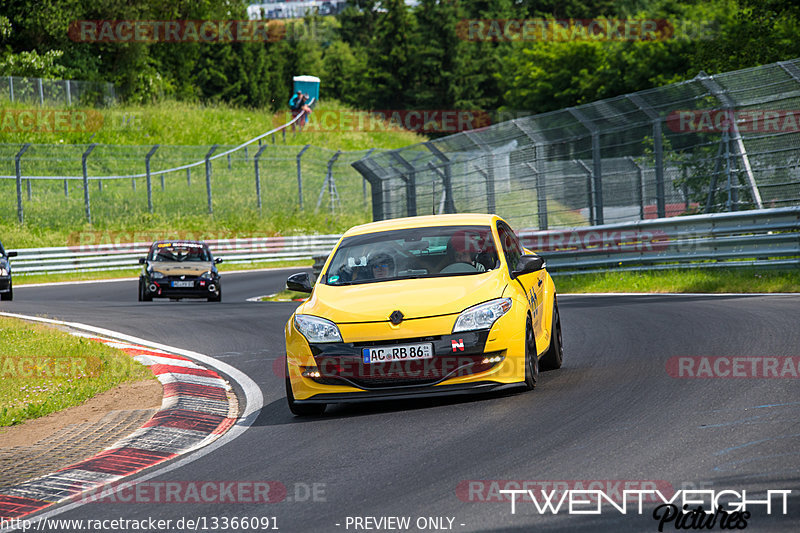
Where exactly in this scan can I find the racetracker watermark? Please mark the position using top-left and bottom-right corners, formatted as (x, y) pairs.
(457, 19), (674, 41)
(76, 481), (287, 504)
(518, 228), (669, 253)
(65, 230), (289, 253)
(1, 355), (114, 379)
(275, 109), (491, 133)
(68, 20), (286, 43)
(666, 356), (800, 378)
(1, 109), (103, 133)
(667, 109), (800, 134)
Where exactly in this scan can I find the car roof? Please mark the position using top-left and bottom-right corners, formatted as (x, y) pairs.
(150, 240), (208, 247)
(342, 213), (504, 237)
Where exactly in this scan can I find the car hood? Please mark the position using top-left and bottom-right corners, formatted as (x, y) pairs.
(300, 273), (507, 323)
(150, 262), (213, 276)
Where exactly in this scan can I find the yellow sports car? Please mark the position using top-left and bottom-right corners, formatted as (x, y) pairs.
(283, 213), (563, 415)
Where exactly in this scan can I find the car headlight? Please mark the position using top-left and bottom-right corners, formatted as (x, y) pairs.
(453, 298), (512, 333)
(294, 314), (342, 343)
(199, 271), (214, 280)
(0, 267), (8, 276)
(150, 271), (165, 279)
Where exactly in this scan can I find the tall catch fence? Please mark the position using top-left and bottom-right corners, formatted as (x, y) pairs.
(352, 58), (800, 230)
(1, 76), (116, 107)
(1, 108), (380, 229)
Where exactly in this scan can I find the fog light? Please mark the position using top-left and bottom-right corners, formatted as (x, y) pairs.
(302, 367), (321, 378)
(481, 355), (504, 364)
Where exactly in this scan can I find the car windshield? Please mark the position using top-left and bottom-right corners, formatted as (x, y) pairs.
(324, 225), (499, 285)
(149, 242), (211, 262)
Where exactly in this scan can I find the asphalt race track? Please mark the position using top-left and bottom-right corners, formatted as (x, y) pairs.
(4, 270), (800, 532)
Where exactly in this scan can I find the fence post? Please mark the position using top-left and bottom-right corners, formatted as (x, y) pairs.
(390, 151), (417, 217)
(15, 144), (31, 224)
(82, 143), (97, 223)
(64, 179), (69, 197)
(628, 157), (645, 220)
(362, 148), (375, 206)
(38, 78), (44, 105)
(8, 76), (13, 102)
(574, 159), (594, 226)
(145, 144), (159, 213)
(66, 80), (72, 106)
(351, 159), (385, 221)
(317, 151), (341, 213)
(724, 130), (733, 212)
(425, 142), (456, 213)
(187, 168), (191, 186)
(227, 153), (231, 170)
(653, 119), (665, 218)
(525, 163), (547, 230)
(205, 145), (218, 215)
(297, 144), (311, 210)
(254, 144), (268, 215)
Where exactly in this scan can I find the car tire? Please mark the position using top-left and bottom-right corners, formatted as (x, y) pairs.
(208, 290), (222, 302)
(285, 361), (326, 416)
(540, 301), (563, 371)
(1, 283), (12, 301)
(524, 316), (538, 390)
(140, 278), (153, 302)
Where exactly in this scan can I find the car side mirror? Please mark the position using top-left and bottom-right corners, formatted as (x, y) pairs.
(214, 257), (223, 264)
(138, 258), (147, 265)
(7, 251), (17, 258)
(287, 272), (313, 293)
(511, 254), (545, 279)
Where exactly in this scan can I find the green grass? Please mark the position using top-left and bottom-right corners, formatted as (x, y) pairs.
(0, 317), (155, 426)
(259, 289), (310, 302)
(0, 98), (427, 250)
(0, 98), (426, 148)
(554, 268), (800, 293)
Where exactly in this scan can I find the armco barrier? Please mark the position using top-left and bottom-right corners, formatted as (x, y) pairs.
(527, 207), (800, 274)
(6, 208), (798, 276)
(9, 235), (342, 275)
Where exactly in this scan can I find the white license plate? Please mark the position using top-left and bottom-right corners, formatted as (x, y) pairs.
(171, 281), (194, 288)
(362, 343), (433, 364)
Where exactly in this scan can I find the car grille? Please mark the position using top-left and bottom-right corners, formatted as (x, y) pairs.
(311, 353), (501, 389)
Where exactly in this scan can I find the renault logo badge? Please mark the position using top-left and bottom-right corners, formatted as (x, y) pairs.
(389, 310), (404, 325)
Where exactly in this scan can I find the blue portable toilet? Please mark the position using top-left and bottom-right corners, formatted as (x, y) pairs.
(293, 75), (320, 104)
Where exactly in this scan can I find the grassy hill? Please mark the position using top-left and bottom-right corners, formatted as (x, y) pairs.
(1, 100), (427, 249)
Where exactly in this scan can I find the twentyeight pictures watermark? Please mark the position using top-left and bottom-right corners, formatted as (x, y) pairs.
(459, 481), (792, 530)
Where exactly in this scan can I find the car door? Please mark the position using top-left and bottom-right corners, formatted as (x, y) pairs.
(497, 222), (546, 340)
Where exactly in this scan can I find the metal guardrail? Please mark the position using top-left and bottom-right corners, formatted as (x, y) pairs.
(6, 208), (798, 276)
(525, 207), (800, 275)
(9, 235), (342, 275)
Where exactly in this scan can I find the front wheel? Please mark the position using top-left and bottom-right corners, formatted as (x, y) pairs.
(1, 283), (12, 301)
(286, 361), (326, 416)
(524, 316), (538, 390)
(540, 301), (563, 371)
(208, 290), (222, 302)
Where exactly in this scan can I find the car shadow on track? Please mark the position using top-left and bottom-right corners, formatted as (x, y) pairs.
(252, 388), (529, 426)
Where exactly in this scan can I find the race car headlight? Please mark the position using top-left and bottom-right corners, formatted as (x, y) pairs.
(453, 298), (512, 333)
(199, 271), (214, 280)
(294, 314), (342, 343)
(0, 267), (8, 276)
(149, 271), (165, 279)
